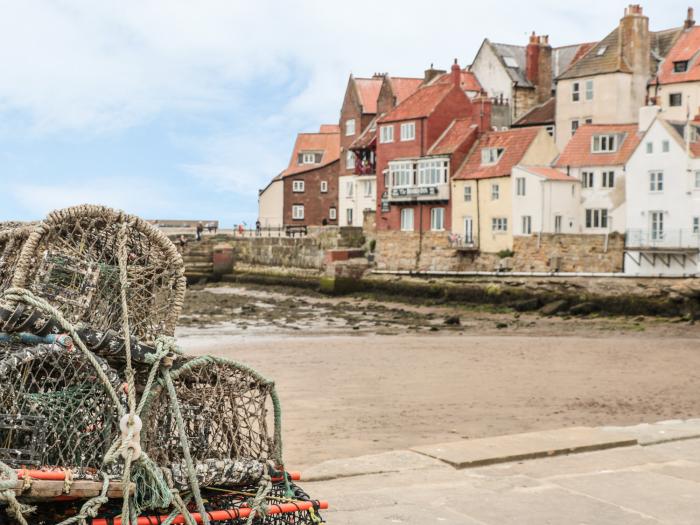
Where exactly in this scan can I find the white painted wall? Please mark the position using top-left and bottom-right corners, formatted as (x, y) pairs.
(511, 166), (581, 235)
(566, 165), (626, 233)
(339, 174), (376, 227)
(651, 82), (700, 122)
(258, 178), (284, 227)
(624, 118), (700, 275)
(470, 43), (514, 103)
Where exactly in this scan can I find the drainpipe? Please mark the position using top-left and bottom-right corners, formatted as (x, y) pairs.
(475, 180), (481, 250)
(416, 201), (424, 270)
(538, 179), (545, 249)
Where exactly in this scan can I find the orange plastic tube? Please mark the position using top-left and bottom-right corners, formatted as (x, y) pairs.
(15, 469), (67, 481)
(91, 501), (329, 525)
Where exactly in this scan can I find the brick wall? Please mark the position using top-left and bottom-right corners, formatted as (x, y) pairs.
(283, 161), (339, 226)
(512, 233), (625, 273)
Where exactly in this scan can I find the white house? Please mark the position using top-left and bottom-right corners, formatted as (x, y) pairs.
(511, 165), (581, 236)
(555, 123), (642, 234)
(624, 111), (700, 275)
(338, 174), (376, 227)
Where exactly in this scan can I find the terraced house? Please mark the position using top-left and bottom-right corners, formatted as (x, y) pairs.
(374, 61), (490, 234)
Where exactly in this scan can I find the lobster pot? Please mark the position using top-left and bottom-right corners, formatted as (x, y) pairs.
(142, 358), (276, 490)
(0, 226), (31, 293)
(0, 343), (123, 477)
(6, 205), (186, 346)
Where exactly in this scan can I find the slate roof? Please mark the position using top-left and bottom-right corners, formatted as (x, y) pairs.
(518, 165), (578, 181)
(378, 83), (456, 123)
(555, 123), (641, 167)
(487, 40), (594, 88)
(354, 77), (383, 114)
(453, 127), (542, 180)
(281, 128), (340, 177)
(427, 119), (478, 156)
(513, 98), (555, 127)
(654, 26), (700, 84)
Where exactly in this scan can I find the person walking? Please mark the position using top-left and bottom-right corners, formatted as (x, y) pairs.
(255, 220), (261, 237)
(196, 222), (203, 241)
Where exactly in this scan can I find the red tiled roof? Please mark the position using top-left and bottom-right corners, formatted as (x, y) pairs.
(453, 127), (541, 181)
(555, 123), (641, 168)
(389, 77), (424, 104)
(354, 77), (383, 114)
(378, 83), (456, 123)
(435, 69), (482, 92)
(519, 166), (577, 181)
(427, 118), (478, 156)
(282, 128), (340, 177)
(655, 26), (700, 85)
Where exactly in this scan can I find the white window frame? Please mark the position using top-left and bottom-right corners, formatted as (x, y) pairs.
(400, 121), (416, 141)
(491, 217), (508, 233)
(389, 160), (414, 188)
(292, 180), (305, 193)
(694, 171), (700, 189)
(346, 208), (353, 225)
(585, 208), (608, 229)
(329, 207), (337, 220)
(346, 150), (355, 170)
(463, 186), (472, 202)
(516, 177), (526, 196)
(650, 211), (664, 240)
(582, 171), (594, 188)
(693, 216), (700, 234)
(601, 171), (615, 188)
(292, 205), (304, 220)
(400, 208), (414, 231)
(345, 118), (356, 136)
(585, 79), (593, 101)
(481, 147), (504, 165)
(430, 208), (445, 231)
(346, 181), (354, 197)
(571, 120), (579, 136)
(662, 140), (670, 153)
(302, 152), (316, 164)
(649, 171), (664, 192)
(646, 142), (653, 154)
(554, 215), (562, 233)
(521, 215), (532, 235)
(592, 134), (618, 153)
(363, 180), (373, 197)
(491, 183), (500, 200)
(320, 180), (328, 193)
(417, 158), (448, 186)
(380, 125), (394, 143)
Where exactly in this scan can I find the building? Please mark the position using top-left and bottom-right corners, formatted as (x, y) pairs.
(624, 108), (700, 275)
(375, 61), (488, 233)
(451, 126), (558, 253)
(470, 33), (592, 126)
(510, 165), (581, 237)
(267, 125), (340, 227)
(339, 74), (423, 226)
(649, 10), (700, 121)
(258, 174), (284, 227)
(512, 97), (556, 136)
(555, 123), (642, 234)
(554, 4), (682, 149)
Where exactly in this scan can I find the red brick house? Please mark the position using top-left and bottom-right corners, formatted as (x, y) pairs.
(279, 125), (340, 227)
(375, 61), (491, 232)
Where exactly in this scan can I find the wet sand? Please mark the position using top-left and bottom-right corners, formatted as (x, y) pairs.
(176, 284), (700, 469)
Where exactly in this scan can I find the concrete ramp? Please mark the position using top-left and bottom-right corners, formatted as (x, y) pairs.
(411, 426), (637, 469)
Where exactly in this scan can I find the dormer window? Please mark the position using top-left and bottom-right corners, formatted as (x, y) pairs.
(591, 134), (619, 153)
(481, 147), (504, 165)
(596, 46), (607, 56)
(299, 152), (321, 165)
(674, 61), (689, 73)
(503, 56), (518, 68)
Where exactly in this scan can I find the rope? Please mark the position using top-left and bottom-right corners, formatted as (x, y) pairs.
(0, 461), (30, 525)
(245, 474), (272, 525)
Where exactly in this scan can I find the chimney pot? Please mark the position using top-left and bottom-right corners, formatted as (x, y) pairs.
(686, 7), (695, 28)
(451, 59), (461, 87)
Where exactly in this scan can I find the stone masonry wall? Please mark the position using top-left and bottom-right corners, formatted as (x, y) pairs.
(512, 233), (625, 273)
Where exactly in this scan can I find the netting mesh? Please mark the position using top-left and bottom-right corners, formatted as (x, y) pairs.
(142, 357), (276, 490)
(0, 342), (122, 477)
(8, 205), (186, 345)
(0, 205), (324, 525)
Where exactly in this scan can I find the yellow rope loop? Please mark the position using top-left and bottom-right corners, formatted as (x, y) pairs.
(62, 469), (73, 495)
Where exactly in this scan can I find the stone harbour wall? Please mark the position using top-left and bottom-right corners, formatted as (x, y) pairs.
(512, 233), (625, 273)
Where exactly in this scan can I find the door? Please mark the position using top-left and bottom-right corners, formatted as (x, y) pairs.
(650, 211), (664, 242)
(464, 217), (473, 244)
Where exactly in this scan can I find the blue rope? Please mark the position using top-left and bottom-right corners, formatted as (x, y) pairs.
(0, 332), (72, 347)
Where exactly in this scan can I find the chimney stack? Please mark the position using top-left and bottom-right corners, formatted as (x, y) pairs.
(423, 63), (447, 84)
(620, 4), (650, 76)
(451, 59), (461, 88)
(526, 32), (553, 103)
(686, 7), (695, 29)
(472, 92), (493, 133)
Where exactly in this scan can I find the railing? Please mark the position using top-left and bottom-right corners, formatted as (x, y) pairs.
(229, 225), (308, 238)
(448, 233), (478, 250)
(625, 228), (700, 249)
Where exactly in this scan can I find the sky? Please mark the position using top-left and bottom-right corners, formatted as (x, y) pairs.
(0, 0), (694, 225)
